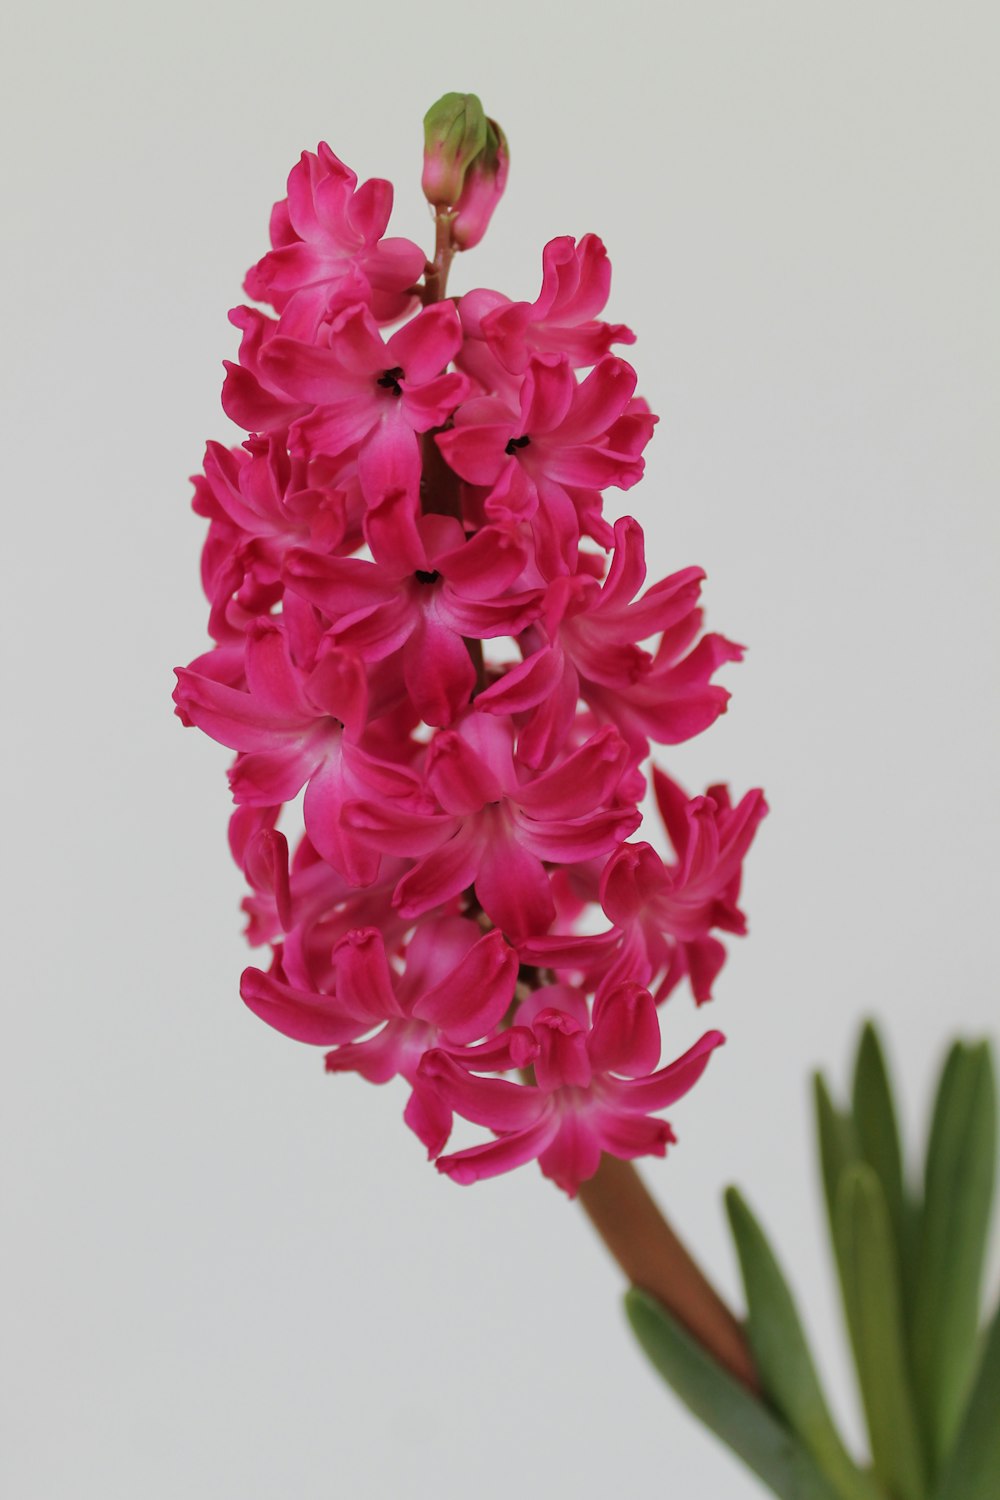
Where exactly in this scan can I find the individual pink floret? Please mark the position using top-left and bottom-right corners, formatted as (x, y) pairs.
(283, 489), (539, 725)
(423, 981), (724, 1194)
(173, 618), (419, 883)
(522, 771), (768, 1004)
(344, 714), (641, 939)
(245, 143), (426, 326)
(261, 301), (468, 505)
(438, 354), (643, 508)
(476, 514), (739, 765)
(461, 234), (635, 374)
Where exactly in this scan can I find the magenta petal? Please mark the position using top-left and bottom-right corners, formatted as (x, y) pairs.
(332, 927), (402, 1019)
(357, 413), (421, 507)
(604, 1030), (725, 1113)
(588, 983), (661, 1077)
(421, 1051), (549, 1131)
(436, 523), (528, 600)
(388, 302), (463, 384)
(303, 757), (380, 885)
(240, 965), (365, 1045)
(557, 356), (637, 445)
(230, 743), (325, 805)
(684, 936), (728, 1004)
(344, 800), (457, 859)
(412, 929), (518, 1043)
(537, 1112), (603, 1196)
(474, 826), (555, 939)
(394, 828), (482, 917)
(515, 726), (627, 818)
(434, 424), (510, 487)
(402, 371), (470, 432)
(520, 356), (575, 434)
(475, 646), (564, 715)
(436, 1112), (561, 1185)
(324, 1027), (405, 1084)
(404, 1082), (453, 1158)
(595, 1109), (675, 1161)
(425, 732), (502, 813)
(243, 622), (310, 717)
(402, 607), (476, 727)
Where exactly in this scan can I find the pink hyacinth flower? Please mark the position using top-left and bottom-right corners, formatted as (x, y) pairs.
(245, 143), (425, 326)
(283, 489), (538, 725)
(477, 515), (738, 765)
(423, 981), (725, 1194)
(437, 354), (648, 574)
(522, 773), (768, 1003)
(261, 301), (468, 505)
(173, 618), (418, 883)
(345, 715), (641, 939)
(461, 234), (636, 374)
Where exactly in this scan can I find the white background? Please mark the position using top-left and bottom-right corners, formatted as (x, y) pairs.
(3, 3), (998, 1496)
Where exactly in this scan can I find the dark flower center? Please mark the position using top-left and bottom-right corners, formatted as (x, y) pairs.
(414, 569), (440, 585)
(504, 434), (531, 456)
(377, 366), (405, 396)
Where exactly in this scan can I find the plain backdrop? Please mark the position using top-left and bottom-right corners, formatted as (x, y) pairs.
(2, 3), (998, 1496)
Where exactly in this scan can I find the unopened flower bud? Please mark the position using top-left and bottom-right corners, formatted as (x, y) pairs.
(422, 92), (489, 207)
(452, 118), (509, 250)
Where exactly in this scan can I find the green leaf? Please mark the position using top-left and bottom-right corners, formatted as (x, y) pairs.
(852, 1023), (916, 1313)
(933, 1297), (1000, 1500)
(912, 1041), (998, 1475)
(625, 1287), (847, 1500)
(725, 1188), (883, 1500)
(836, 1164), (928, 1500)
(814, 1071), (860, 1243)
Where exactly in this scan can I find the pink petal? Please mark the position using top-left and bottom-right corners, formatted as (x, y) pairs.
(515, 726), (627, 818)
(537, 1112), (603, 1196)
(436, 1112), (561, 1185)
(412, 929), (519, 1043)
(435, 524), (528, 600)
(556, 356), (637, 445)
(240, 964), (366, 1045)
(421, 1051), (548, 1130)
(425, 731), (502, 813)
(404, 1082), (453, 1158)
(520, 356), (575, 435)
(595, 1110), (675, 1161)
(394, 827), (483, 917)
(603, 1030), (725, 1113)
(434, 423), (511, 487)
(474, 821), (555, 938)
(357, 410), (422, 506)
(402, 605), (477, 726)
(344, 799), (458, 859)
(514, 804), (641, 864)
(332, 927), (402, 1020)
(387, 302), (464, 385)
(589, 983), (662, 1077)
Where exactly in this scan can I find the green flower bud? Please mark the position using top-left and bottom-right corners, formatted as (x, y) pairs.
(422, 92), (490, 207)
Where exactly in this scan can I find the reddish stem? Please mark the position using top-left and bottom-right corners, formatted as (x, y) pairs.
(578, 1155), (759, 1390)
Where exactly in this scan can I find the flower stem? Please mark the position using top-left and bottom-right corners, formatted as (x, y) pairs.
(421, 208), (457, 305)
(578, 1154), (759, 1391)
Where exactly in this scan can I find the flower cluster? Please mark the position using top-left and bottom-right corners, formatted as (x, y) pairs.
(175, 97), (766, 1196)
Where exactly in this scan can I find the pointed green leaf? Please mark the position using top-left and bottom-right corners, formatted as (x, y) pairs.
(625, 1287), (847, 1500)
(912, 1041), (997, 1474)
(814, 1071), (860, 1242)
(852, 1023), (916, 1312)
(726, 1188), (883, 1500)
(836, 1165), (928, 1500)
(933, 1297), (1000, 1500)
